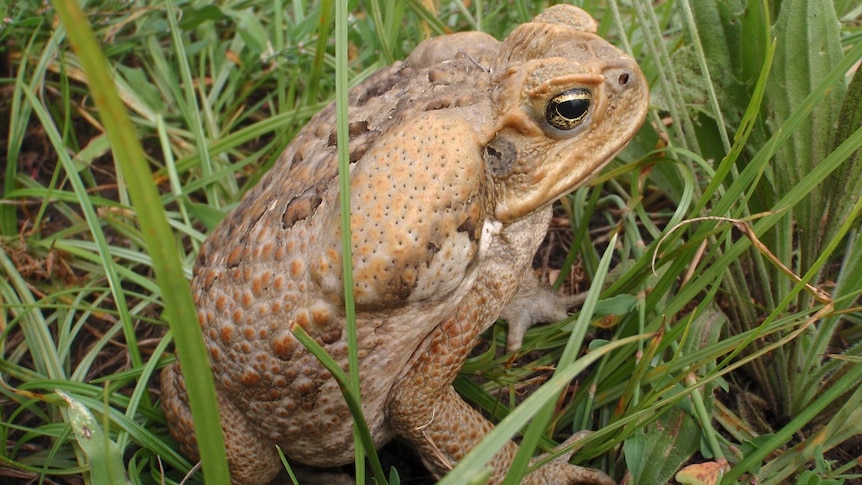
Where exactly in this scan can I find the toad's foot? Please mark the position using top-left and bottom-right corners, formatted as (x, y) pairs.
(501, 271), (587, 351)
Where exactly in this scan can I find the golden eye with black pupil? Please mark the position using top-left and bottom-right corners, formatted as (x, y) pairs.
(546, 88), (591, 130)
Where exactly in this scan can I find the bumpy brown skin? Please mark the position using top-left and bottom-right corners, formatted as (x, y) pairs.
(160, 5), (649, 485)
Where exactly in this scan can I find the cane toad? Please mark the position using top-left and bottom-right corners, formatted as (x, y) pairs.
(161, 5), (649, 484)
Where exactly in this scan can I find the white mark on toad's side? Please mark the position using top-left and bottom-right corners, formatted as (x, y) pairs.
(479, 219), (502, 257)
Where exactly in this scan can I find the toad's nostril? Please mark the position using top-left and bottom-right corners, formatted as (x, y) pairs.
(618, 72), (631, 86)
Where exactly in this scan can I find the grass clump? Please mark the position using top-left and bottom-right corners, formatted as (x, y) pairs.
(1, 1), (860, 484)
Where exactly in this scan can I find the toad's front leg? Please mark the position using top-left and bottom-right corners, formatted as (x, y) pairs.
(500, 270), (587, 352)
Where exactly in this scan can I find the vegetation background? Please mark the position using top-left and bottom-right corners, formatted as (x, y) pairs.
(0, 0), (860, 484)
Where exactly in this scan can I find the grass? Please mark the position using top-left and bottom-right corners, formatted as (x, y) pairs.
(1, 0), (861, 484)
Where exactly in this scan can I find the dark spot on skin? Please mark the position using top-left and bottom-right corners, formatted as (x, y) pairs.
(319, 327), (341, 345)
(196, 245), (209, 267)
(282, 187), (324, 229)
(427, 69), (449, 83)
(326, 121), (376, 163)
(349, 120), (370, 137)
(388, 273), (417, 301)
(426, 241), (440, 265)
(424, 97), (455, 111)
(354, 66), (413, 106)
(291, 150), (303, 166)
(483, 137), (517, 177)
(457, 218), (479, 242)
(225, 247), (244, 270)
(200, 269), (218, 292)
(248, 204), (268, 228)
(327, 120), (371, 146)
(212, 203), (269, 269)
(349, 144), (368, 163)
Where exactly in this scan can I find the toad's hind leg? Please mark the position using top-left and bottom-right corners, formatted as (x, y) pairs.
(160, 363), (281, 485)
(387, 307), (614, 485)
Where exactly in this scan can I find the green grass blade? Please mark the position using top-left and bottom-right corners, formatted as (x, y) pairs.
(758, 383), (862, 484)
(58, 390), (130, 485)
(163, 2), (219, 206)
(289, 326), (387, 483)
(0, 248), (63, 379)
(308, 0), (335, 104)
(333, 1), (384, 483)
(503, 234), (619, 484)
(2, 20), (44, 236)
(723, 359), (862, 483)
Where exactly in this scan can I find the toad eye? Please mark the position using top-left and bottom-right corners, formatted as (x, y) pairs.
(546, 88), (591, 130)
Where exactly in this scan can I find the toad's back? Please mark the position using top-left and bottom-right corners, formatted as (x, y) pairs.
(180, 37), (501, 463)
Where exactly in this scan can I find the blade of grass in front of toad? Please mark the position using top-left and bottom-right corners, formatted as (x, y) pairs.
(501, 234), (619, 485)
(334, 0), (363, 481)
(48, 0), (230, 482)
(289, 327), (387, 483)
(332, 1), (387, 483)
(438, 335), (650, 485)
